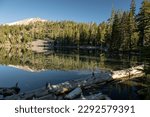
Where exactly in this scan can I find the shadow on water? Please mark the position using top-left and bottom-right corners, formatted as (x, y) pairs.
(101, 78), (148, 100)
(82, 75), (150, 100)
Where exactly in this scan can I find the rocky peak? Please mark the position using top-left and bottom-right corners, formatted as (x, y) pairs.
(6, 18), (48, 26)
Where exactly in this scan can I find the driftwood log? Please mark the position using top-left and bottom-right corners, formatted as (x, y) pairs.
(2, 65), (144, 100)
(47, 71), (112, 95)
(112, 65), (144, 79)
(46, 65), (144, 95)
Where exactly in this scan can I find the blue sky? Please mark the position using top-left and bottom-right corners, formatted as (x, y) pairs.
(0, 0), (143, 24)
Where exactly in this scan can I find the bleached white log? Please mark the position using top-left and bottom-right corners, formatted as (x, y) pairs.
(48, 72), (112, 94)
(112, 65), (144, 79)
(47, 65), (144, 95)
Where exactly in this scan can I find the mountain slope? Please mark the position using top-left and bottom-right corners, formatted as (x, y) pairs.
(6, 18), (48, 26)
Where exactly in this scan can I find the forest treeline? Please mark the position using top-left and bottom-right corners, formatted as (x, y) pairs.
(0, 0), (150, 52)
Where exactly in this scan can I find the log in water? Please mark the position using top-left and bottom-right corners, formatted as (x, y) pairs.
(112, 65), (144, 79)
(2, 65), (145, 100)
(64, 87), (82, 99)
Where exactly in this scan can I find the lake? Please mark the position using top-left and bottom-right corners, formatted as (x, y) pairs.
(0, 47), (150, 99)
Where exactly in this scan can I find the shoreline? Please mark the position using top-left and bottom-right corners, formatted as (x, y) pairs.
(0, 65), (145, 100)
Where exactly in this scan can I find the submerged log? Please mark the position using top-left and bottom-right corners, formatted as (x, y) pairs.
(77, 92), (111, 100)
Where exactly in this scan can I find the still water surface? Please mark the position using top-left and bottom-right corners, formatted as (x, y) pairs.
(0, 47), (149, 99)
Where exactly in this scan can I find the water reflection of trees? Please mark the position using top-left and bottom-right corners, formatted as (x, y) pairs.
(0, 47), (145, 71)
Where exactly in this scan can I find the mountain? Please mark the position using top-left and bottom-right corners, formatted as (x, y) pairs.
(6, 18), (48, 26)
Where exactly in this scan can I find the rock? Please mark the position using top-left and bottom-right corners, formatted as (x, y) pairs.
(84, 93), (105, 100)
(38, 94), (57, 100)
(0, 82), (20, 97)
(0, 95), (3, 100)
(65, 87), (82, 99)
(5, 88), (49, 100)
(76, 92), (111, 100)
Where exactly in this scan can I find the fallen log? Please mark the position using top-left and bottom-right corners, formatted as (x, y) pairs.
(47, 71), (112, 95)
(3, 65), (145, 100)
(64, 87), (82, 99)
(4, 72), (111, 100)
(112, 65), (144, 79)
(47, 65), (144, 95)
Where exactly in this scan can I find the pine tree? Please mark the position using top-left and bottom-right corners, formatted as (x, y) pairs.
(105, 7), (115, 50)
(130, 0), (136, 15)
(129, 0), (138, 50)
(137, 0), (150, 47)
(120, 11), (130, 50)
(110, 12), (121, 50)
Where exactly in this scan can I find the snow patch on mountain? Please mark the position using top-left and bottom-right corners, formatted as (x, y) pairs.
(6, 18), (48, 26)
